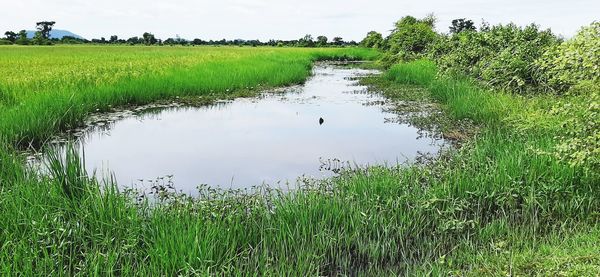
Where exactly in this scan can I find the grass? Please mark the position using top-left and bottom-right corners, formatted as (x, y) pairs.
(0, 48), (598, 275)
(381, 60), (599, 274)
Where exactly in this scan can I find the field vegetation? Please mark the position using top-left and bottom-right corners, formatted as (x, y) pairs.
(0, 46), (376, 148)
(0, 16), (598, 275)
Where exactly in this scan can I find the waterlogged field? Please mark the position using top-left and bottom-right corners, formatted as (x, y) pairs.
(0, 45), (378, 147)
(38, 64), (444, 191)
(0, 45), (598, 275)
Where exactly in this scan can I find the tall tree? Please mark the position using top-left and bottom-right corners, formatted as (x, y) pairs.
(385, 15), (438, 59)
(15, 30), (29, 45)
(127, 36), (142, 45)
(360, 31), (383, 48)
(35, 21), (56, 39)
(299, 34), (314, 47)
(4, 31), (17, 43)
(332, 37), (344, 46)
(109, 35), (118, 43)
(316, 36), (328, 47)
(142, 32), (157, 45)
(449, 18), (476, 34)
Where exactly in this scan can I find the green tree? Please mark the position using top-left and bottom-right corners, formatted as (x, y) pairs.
(332, 37), (344, 46)
(383, 15), (438, 63)
(298, 34), (314, 47)
(15, 30), (28, 45)
(449, 18), (476, 34)
(35, 21), (55, 39)
(33, 31), (46, 45)
(316, 35), (328, 47)
(4, 31), (17, 43)
(109, 35), (118, 43)
(142, 32), (157, 45)
(360, 31), (383, 48)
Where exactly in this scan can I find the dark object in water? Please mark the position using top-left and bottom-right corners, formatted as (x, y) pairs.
(319, 117), (324, 125)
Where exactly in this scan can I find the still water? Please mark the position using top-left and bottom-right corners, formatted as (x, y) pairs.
(43, 63), (444, 193)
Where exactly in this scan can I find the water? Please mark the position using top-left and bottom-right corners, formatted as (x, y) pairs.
(39, 63), (444, 194)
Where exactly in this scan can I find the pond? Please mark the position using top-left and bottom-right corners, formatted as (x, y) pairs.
(36, 63), (445, 194)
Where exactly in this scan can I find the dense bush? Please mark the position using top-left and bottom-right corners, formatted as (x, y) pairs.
(535, 22), (599, 170)
(537, 22), (600, 91)
(372, 18), (599, 95)
(550, 89), (599, 171)
(430, 23), (560, 93)
(380, 16), (438, 66)
(360, 31), (384, 49)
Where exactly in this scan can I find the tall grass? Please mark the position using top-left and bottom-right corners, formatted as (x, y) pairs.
(384, 60), (599, 273)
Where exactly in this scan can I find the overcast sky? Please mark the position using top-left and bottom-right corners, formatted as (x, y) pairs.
(1, 0), (598, 41)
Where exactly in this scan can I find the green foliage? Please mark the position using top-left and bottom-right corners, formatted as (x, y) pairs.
(415, 21), (599, 176)
(391, 59), (599, 175)
(449, 18), (476, 34)
(332, 36), (344, 46)
(381, 16), (438, 66)
(298, 34), (315, 47)
(453, 226), (600, 276)
(4, 31), (17, 43)
(360, 31), (383, 48)
(35, 21), (55, 39)
(537, 22), (600, 91)
(431, 23), (560, 93)
(548, 86), (599, 171)
(142, 32), (157, 45)
(33, 21), (56, 45)
(316, 35), (328, 47)
(15, 30), (28, 45)
(379, 17), (598, 95)
(33, 31), (53, 45)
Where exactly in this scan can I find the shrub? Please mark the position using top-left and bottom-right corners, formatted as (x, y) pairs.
(431, 23), (560, 93)
(549, 83), (600, 171)
(360, 31), (384, 49)
(537, 22), (600, 92)
(381, 16), (438, 66)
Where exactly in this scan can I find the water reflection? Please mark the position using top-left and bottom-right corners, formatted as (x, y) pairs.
(43, 64), (445, 194)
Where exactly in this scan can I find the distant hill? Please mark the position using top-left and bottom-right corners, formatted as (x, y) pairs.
(26, 29), (84, 39)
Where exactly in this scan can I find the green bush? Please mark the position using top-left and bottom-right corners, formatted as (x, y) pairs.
(360, 31), (384, 49)
(537, 22), (600, 91)
(380, 16), (438, 66)
(549, 84), (599, 171)
(431, 23), (560, 93)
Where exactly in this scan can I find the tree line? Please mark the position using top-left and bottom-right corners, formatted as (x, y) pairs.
(359, 14), (598, 95)
(2, 21), (358, 47)
(3, 21), (56, 45)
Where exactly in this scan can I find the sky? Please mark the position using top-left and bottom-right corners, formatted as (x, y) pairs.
(1, 0), (598, 41)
